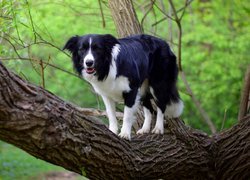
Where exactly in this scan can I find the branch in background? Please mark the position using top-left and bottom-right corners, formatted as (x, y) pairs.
(140, 0), (156, 32)
(150, 0), (157, 34)
(167, 0), (216, 133)
(39, 60), (45, 88)
(0, 58), (80, 79)
(179, 0), (193, 21)
(135, 1), (166, 41)
(10, 1), (25, 46)
(98, 0), (106, 28)
(153, 2), (175, 24)
(158, 0), (173, 46)
(0, 15), (12, 20)
(0, 35), (22, 59)
(151, 0), (193, 27)
(238, 65), (250, 121)
(25, 0), (37, 43)
(1, 33), (70, 58)
(168, 0), (182, 71)
(180, 72), (217, 133)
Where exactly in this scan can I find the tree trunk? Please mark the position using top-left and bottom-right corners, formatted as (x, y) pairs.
(0, 62), (249, 179)
(108, 0), (142, 37)
(238, 65), (250, 121)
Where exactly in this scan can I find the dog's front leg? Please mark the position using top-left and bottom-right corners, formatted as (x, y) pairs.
(101, 96), (118, 135)
(119, 90), (140, 140)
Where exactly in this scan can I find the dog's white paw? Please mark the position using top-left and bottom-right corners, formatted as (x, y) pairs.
(151, 126), (164, 134)
(136, 127), (150, 135)
(109, 126), (118, 135)
(118, 131), (131, 140)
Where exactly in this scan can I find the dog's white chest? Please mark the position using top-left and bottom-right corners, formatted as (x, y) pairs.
(91, 76), (131, 102)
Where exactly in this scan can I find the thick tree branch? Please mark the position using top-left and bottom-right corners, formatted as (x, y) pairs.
(0, 61), (249, 179)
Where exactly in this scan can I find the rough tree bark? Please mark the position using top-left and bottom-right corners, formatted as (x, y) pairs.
(0, 62), (249, 179)
(108, 0), (142, 38)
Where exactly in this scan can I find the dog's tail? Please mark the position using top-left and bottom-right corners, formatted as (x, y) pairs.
(165, 100), (184, 118)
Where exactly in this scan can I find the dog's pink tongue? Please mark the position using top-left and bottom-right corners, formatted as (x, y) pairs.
(86, 68), (95, 74)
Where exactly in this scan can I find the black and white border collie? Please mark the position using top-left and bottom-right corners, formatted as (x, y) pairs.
(64, 34), (183, 140)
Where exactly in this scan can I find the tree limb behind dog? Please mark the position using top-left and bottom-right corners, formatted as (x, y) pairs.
(1, 61), (250, 179)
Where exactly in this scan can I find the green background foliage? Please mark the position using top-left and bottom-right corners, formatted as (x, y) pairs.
(0, 142), (64, 180)
(0, 0), (250, 179)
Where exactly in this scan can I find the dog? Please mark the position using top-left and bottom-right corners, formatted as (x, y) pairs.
(63, 34), (183, 140)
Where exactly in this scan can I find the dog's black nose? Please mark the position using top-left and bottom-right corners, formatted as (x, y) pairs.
(85, 60), (94, 67)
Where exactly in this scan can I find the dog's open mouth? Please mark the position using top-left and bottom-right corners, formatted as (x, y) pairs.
(86, 68), (96, 74)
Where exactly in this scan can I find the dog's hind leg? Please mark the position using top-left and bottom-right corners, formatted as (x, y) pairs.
(152, 107), (165, 134)
(137, 94), (154, 134)
(149, 86), (167, 134)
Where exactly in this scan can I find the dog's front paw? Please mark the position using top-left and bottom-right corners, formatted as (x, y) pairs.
(109, 125), (118, 135)
(151, 126), (164, 134)
(118, 131), (131, 140)
(136, 127), (150, 135)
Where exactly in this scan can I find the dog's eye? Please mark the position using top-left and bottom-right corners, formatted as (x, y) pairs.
(78, 49), (86, 55)
(92, 45), (101, 51)
(80, 44), (88, 50)
(78, 45), (88, 54)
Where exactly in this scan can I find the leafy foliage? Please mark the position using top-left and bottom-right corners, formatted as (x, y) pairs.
(180, 0), (250, 131)
(0, 142), (64, 180)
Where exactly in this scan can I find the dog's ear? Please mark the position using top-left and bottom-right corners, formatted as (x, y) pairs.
(102, 34), (119, 45)
(102, 34), (119, 52)
(63, 35), (79, 53)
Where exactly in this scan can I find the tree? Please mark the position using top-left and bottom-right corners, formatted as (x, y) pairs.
(108, 0), (142, 38)
(0, 0), (250, 179)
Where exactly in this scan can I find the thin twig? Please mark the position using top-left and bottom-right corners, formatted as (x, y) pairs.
(180, 72), (216, 133)
(0, 58), (80, 79)
(159, 0), (173, 46)
(168, 0), (182, 71)
(221, 108), (227, 131)
(238, 65), (250, 121)
(167, 0), (216, 133)
(40, 60), (45, 88)
(0, 15), (12, 20)
(0, 36), (22, 59)
(10, 1), (25, 46)
(2, 33), (70, 58)
(179, 0), (192, 21)
(152, 0), (194, 27)
(25, 0), (37, 43)
(153, 2), (175, 21)
(140, 0), (156, 32)
(98, 0), (106, 28)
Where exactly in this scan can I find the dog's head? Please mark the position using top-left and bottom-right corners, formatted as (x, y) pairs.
(63, 34), (119, 81)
